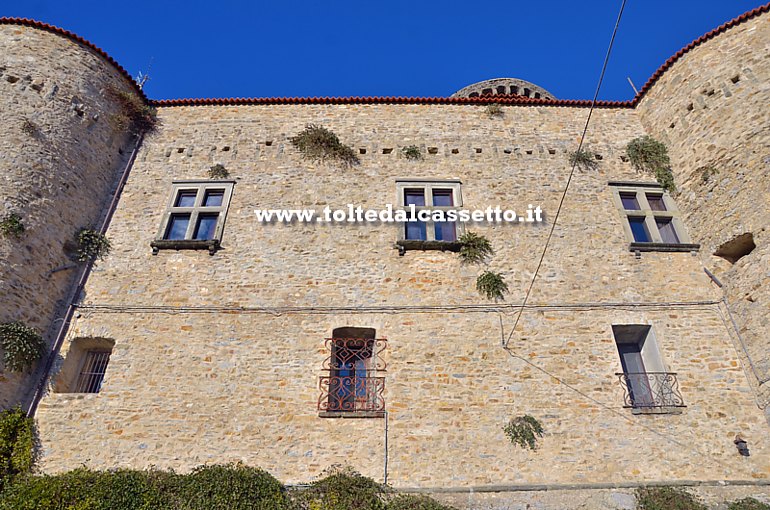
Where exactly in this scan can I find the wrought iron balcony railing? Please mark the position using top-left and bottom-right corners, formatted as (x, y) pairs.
(616, 372), (685, 409)
(318, 375), (386, 412)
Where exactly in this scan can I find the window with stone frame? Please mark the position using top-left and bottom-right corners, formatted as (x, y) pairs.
(612, 324), (685, 413)
(609, 182), (698, 252)
(395, 180), (463, 252)
(152, 180), (235, 255)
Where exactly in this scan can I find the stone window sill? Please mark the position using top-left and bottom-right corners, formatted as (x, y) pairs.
(396, 239), (461, 256)
(319, 411), (386, 419)
(151, 239), (221, 256)
(629, 242), (700, 253)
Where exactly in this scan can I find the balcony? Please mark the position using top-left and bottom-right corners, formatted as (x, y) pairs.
(617, 372), (685, 412)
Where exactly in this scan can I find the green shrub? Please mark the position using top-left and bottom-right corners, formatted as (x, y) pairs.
(476, 271), (509, 301)
(208, 163), (230, 179)
(175, 463), (288, 510)
(0, 406), (37, 492)
(728, 498), (770, 510)
(290, 124), (359, 167)
(293, 466), (386, 510)
(0, 464), (286, 510)
(107, 85), (159, 134)
(0, 467), (175, 510)
(458, 232), (493, 265)
(0, 213), (25, 239)
(76, 229), (111, 262)
(502, 415), (543, 451)
(626, 136), (675, 192)
(0, 322), (44, 373)
(401, 145), (423, 161)
(387, 494), (457, 510)
(636, 487), (706, 510)
(568, 148), (598, 171)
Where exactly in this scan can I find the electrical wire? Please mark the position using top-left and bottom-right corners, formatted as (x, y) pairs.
(75, 299), (720, 315)
(503, 0), (628, 348)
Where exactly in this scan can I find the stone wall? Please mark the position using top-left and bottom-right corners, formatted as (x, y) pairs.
(0, 23), (137, 407)
(34, 101), (769, 485)
(636, 9), (770, 417)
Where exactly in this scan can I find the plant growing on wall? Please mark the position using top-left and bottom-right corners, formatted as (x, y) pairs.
(75, 229), (111, 262)
(289, 124), (359, 167)
(625, 136), (675, 192)
(208, 164), (229, 179)
(503, 415), (544, 451)
(458, 231), (494, 264)
(697, 165), (718, 185)
(486, 103), (503, 117)
(0, 406), (38, 491)
(21, 119), (38, 137)
(401, 145), (422, 161)
(0, 213), (25, 239)
(568, 148), (598, 171)
(106, 85), (159, 134)
(0, 322), (44, 373)
(476, 270), (509, 301)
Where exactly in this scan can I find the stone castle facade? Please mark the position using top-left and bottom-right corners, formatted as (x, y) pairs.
(1, 4), (769, 508)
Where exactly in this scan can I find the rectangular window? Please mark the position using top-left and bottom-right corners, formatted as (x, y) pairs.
(153, 181), (235, 254)
(396, 180), (463, 244)
(610, 184), (694, 250)
(619, 192), (640, 210)
(628, 216), (651, 242)
(612, 325), (684, 410)
(75, 351), (111, 394)
(319, 328), (386, 417)
(165, 214), (191, 240)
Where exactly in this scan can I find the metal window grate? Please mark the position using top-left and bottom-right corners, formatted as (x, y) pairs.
(75, 351), (111, 393)
(318, 337), (387, 413)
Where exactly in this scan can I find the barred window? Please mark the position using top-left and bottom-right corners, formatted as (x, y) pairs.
(318, 327), (387, 418)
(75, 351), (111, 393)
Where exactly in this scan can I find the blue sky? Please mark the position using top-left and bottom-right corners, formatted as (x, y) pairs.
(3, 1), (765, 101)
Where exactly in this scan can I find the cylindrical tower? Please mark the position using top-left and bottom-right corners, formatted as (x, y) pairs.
(0, 19), (141, 407)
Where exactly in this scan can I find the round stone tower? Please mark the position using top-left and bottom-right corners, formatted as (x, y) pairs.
(451, 77), (556, 100)
(0, 19), (142, 407)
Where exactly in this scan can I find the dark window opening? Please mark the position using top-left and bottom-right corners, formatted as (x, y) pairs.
(628, 216), (651, 242)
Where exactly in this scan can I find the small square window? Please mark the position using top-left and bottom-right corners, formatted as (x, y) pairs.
(656, 218), (680, 243)
(153, 181), (235, 255)
(194, 214), (219, 240)
(620, 192), (640, 210)
(175, 190), (198, 207)
(404, 189), (426, 206)
(432, 189), (454, 207)
(165, 214), (191, 240)
(203, 190), (225, 207)
(646, 194), (666, 211)
(628, 217), (651, 242)
(434, 221), (457, 241)
(405, 221), (427, 241)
